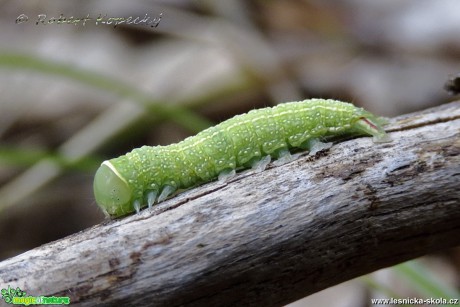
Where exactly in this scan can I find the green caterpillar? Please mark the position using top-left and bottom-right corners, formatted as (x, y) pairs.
(94, 99), (388, 218)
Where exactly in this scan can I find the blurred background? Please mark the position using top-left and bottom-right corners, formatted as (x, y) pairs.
(0, 0), (459, 306)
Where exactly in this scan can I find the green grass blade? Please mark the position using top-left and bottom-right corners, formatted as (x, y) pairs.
(0, 52), (213, 132)
(0, 146), (100, 172)
(395, 260), (460, 300)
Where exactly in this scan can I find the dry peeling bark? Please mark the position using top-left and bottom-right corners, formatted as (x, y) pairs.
(0, 101), (459, 307)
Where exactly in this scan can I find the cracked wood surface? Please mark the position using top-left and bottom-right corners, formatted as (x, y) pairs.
(0, 101), (459, 306)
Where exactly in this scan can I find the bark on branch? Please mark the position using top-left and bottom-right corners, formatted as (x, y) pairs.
(1, 101), (459, 307)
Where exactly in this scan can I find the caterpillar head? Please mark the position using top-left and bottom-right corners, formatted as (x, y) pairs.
(93, 161), (132, 217)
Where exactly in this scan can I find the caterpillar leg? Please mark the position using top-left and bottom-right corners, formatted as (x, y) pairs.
(273, 148), (300, 166)
(304, 138), (333, 156)
(147, 191), (157, 209)
(158, 185), (176, 203)
(218, 168), (236, 182)
(133, 199), (141, 214)
(250, 155), (271, 173)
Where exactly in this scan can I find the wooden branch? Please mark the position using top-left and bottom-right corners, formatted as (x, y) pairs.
(1, 101), (459, 307)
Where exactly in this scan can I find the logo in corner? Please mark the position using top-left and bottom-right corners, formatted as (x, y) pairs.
(1, 286), (26, 304)
(1, 285), (70, 305)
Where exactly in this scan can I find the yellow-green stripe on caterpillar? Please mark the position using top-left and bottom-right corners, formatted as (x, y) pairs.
(94, 99), (389, 218)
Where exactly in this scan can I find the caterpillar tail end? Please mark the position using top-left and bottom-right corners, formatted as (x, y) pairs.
(356, 117), (392, 143)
